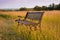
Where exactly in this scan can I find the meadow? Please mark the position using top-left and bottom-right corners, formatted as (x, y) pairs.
(0, 10), (60, 40)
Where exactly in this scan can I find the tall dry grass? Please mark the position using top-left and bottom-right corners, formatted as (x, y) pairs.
(0, 10), (60, 40)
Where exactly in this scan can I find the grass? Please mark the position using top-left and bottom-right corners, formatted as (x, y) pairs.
(0, 14), (12, 19)
(0, 10), (60, 40)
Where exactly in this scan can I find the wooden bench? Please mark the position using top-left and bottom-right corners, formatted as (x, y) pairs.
(15, 12), (44, 30)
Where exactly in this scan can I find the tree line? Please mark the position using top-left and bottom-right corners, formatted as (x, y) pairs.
(19, 3), (60, 11)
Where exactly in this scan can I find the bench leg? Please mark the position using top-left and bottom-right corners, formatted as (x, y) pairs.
(34, 26), (37, 31)
(30, 26), (38, 31)
(30, 26), (32, 31)
(29, 25), (34, 31)
(29, 25), (38, 31)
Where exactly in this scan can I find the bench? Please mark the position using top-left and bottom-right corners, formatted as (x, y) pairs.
(15, 12), (44, 30)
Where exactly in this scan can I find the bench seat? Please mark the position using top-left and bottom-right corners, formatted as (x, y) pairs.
(18, 20), (38, 26)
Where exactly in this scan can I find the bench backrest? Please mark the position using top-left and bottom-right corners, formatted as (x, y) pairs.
(24, 12), (44, 23)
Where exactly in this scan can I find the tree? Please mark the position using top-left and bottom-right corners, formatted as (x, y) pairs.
(19, 7), (27, 11)
(56, 4), (60, 10)
(51, 3), (55, 10)
(33, 6), (41, 11)
(58, 4), (60, 10)
(47, 3), (55, 10)
(41, 6), (47, 10)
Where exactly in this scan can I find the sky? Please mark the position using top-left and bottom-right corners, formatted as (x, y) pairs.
(0, 0), (60, 9)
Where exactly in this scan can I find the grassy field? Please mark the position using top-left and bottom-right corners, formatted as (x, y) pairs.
(0, 10), (60, 40)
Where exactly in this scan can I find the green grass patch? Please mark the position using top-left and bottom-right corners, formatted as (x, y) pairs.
(0, 14), (12, 19)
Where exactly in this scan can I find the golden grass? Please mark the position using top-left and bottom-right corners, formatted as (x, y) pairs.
(0, 10), (60, 40)
(41, 10), (60, 40)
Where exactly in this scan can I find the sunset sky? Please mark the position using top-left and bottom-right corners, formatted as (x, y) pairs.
(0, 0), (60, 9)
